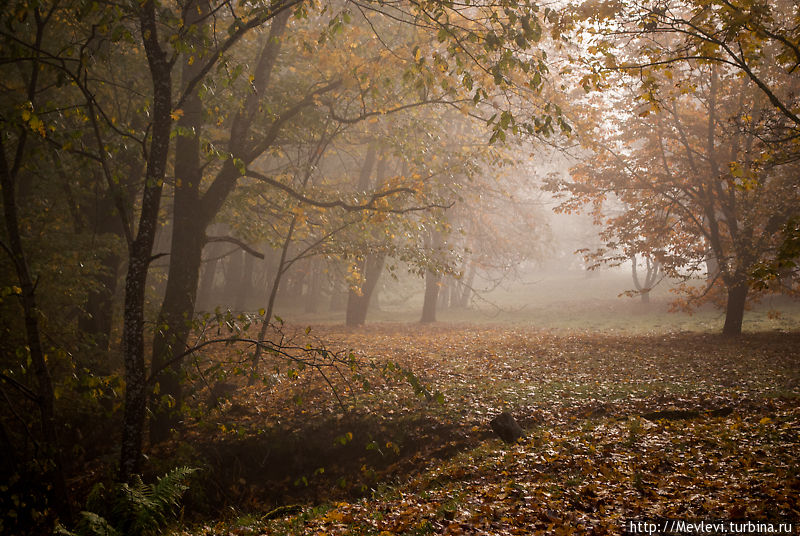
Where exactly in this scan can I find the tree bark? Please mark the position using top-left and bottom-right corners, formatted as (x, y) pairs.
(148, 4), (289, 442)
(345, 148), (386, 326)
(457, 261), (476, 308)
(420, 230), (443, 323)
(119, 0), (172, 481)
(421, 270), (442, 323)
(346, 254), (386, 325)
(304, 259), (322, 313)
(722, 280), (748, 336)
(235, 250), (255, 311)
(147, 0), (207, 444)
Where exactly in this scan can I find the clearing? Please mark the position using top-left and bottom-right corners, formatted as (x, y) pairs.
(172, 324), (800, 535)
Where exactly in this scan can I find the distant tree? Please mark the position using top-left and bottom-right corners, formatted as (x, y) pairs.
(553, 59), (800, 335)
(569, 0), (800, 289)
(630, 254), (661, 304)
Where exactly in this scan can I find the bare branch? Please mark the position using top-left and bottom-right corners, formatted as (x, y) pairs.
(205, 236), (265, 259)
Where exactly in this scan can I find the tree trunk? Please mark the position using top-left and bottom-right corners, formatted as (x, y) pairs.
(722, 281), (748, 336)
(304, 259), (321, 313)
(344, 146), (387, 326)
(421, 229), (443, 323)
(438, 276), (451, 309)
(0, 138), (72, 522)
(197, 256), (218, 310)
(235, 251), (255, 311)
(148, 215), (205, 443)
(119, 0), (172, 481)
(249, 216), (296, 384)
(78, 251), (120, 354)
(631, 254), (659, 305)
(223, 249), (245, 307)
(457, 261), (476, 307)
(148, 14), (206, 443)
(421, 270), (442, 323)
(706, 252), (719, 283)
(147, 5), (289, 442)
(345, 254), (386, 325)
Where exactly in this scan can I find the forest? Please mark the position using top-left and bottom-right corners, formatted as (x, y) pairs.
(0, 0), (798, 534)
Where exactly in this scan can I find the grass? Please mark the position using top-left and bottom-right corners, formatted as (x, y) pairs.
(277, 271), (800, 334)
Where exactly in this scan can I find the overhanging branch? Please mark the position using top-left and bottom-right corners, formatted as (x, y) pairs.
(205, 236), (265, 259)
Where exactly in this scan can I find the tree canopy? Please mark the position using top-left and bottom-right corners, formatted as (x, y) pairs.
(0, 0), (797, 532)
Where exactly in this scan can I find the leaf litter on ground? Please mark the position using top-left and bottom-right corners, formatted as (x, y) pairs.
(172, 324), (799, 535)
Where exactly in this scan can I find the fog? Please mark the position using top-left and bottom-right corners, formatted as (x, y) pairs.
(3, 0), (799, 531)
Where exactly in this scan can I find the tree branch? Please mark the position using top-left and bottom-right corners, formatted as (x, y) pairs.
(205, 235), (265, 259)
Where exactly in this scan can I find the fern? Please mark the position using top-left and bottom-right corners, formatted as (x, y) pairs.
(59, 467), (196, 536)
(76, 511), (120, 536)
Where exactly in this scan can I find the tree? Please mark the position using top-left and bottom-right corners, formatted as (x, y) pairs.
(630, 254), (661, 304)
(569, 0), (800, 286)
(1, 0), (570, 528)
(147, 1), (297, 443)
(552, 58), (800, 335)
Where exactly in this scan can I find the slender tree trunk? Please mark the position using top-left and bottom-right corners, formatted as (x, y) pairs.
(78, 251), (120, 353)
(438, 277), (451, 309)
(457, 261), (476, 307)
(197, 256), (218, 310)
(147, 1), (206, 442)
(235, 251), (255, 311)
(421, 230), (443, 323)
(148, 3), (290, 442)
(119, 0), (172, 481)
(304, 259), (321, 313)
(722, 280), (748, 336)
(286, 266), (306, 303)
(421, 270), (442, 323)
(345, 148), (386, 326)
(249, 217), (296, 385)
(0, 138), (72, 522)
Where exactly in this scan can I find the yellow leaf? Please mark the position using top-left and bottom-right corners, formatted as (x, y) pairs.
(759, 417), (772, 424)
(29, 117), (46, 137)
(170, 109), (184, 120)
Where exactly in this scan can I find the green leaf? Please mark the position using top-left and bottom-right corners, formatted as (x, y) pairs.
(233, 158), (246, 176)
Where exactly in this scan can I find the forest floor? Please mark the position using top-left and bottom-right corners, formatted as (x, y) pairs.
(172, 324), (800, 535)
